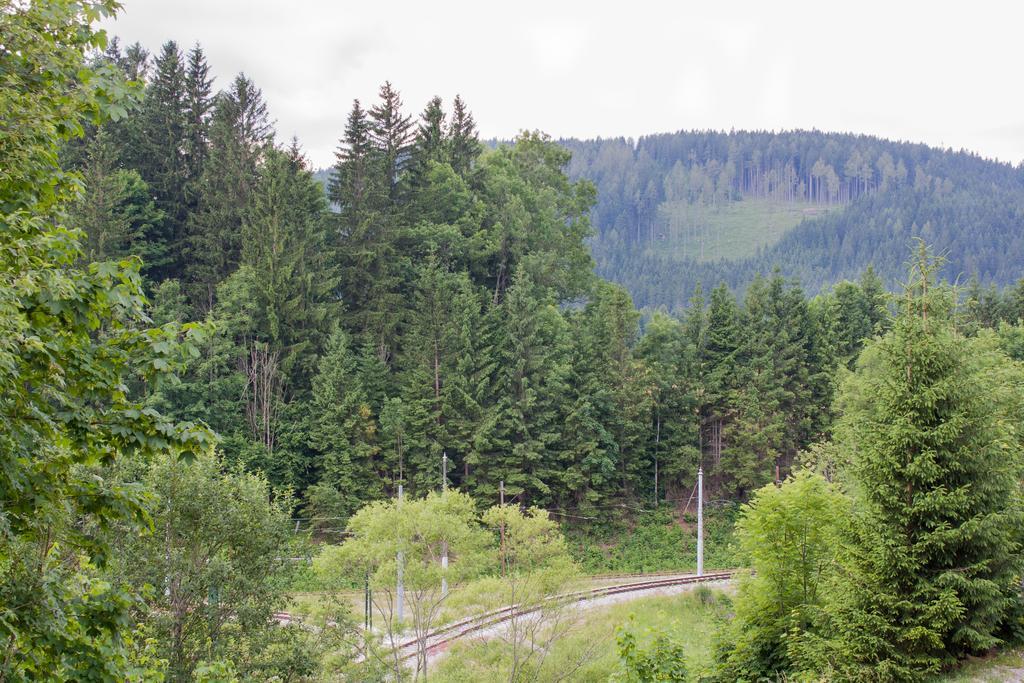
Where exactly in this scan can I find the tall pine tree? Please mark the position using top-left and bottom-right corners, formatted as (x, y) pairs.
(186, 74), (270, 309)
(448, 94), (479, 177)
(816, 247), (1024, 680)
(135, 40), (187, 280)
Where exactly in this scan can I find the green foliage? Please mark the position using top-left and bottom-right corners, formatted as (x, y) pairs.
(470, 271), (573, 505)
(74, 67), (859, 528)
(612, 618), (689, 682)
(28, 5), (1024, 676)
(566, 131), (1024, 311)
(317, 491), (487, 596)
(477, 505), (578, 593)
(69, 128), (165, 267)
(240, 145), (339, 394)
(811, 266), (891, 369)
(564, 506), (737, 574)
(108, 450), (295, 680)
(307, 328), (384, 515)
(193, 659), (238, 683)
(316, 490), (489, 681)
(457, 507), (582, 682)
(636, 312), (700, 500)
(185, 74), (270, 308)
(712, 470), (845, 681)
(0, 2), (213, 679)
(804, 248), (1024, 681)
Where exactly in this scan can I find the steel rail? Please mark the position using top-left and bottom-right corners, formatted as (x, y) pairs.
(396, 570), (735, 662)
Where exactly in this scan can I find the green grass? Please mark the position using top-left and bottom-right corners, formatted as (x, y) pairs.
(653, 197), (832, 262)
(426, 583), (1022, 683)
(936, 648), (1024, 682)
(429, 587), (732, 682)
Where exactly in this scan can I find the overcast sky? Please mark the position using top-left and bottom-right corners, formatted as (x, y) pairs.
(103, 0), (1024, 170)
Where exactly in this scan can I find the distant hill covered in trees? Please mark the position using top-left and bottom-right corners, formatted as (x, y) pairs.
(559, 131), (1024, 310)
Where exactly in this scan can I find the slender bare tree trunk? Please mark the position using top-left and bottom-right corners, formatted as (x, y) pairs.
(242, 341), (280, 456)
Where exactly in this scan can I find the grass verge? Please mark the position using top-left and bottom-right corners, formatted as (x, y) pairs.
(428, 586), (732, 682)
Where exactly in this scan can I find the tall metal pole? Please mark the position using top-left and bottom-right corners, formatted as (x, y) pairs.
(499, 480), (506, 577)
(654, 415), (660, 506)
(697, 466), (704, 577)
(396, 484), (404, 623)
(441, 452), (449, 598)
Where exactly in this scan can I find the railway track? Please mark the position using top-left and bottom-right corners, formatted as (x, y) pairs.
(396, 569), (735, 664)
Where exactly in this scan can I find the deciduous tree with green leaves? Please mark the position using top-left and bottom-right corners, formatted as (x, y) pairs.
(712, 470), (845, 681)
(475, 506), (586, 682)
(0, 1), (211, 678)
(107, 450), (298, 682)
(316, 490), (489, 681)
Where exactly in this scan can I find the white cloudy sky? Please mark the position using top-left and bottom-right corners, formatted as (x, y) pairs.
(103, 0), (1024, 169)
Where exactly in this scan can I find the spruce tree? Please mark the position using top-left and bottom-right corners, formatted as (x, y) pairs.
(124, 41), (150, 80)
(368, 81), (414, 200)
(240, 144), (339, 396)
(576, 282), (651, 502)
(415, 96), (447, 165)
(182, 43), (214, 186)
(860, 264), (890, 333)
(699, 284), (740, 486)
(766, 274), (824, 475)
(683, 282), (707, 351)
(815, 279), (877, 369)
(186, 74), (270, 309)
(70, 129), (163, 267)
(819, 247), (1024, 680)
(636, 312), (700, 502)
(104, 39), (149, 82)
(398, 260), (455, 494)
(727, 274), (782, 496)
(329, 99), (381, 228)
(405, 95), (450, 200)
(448, 94), (479, 177)
(397, 262), (484, 494)
(307, 329), (383, 519)
(331, 96), (404, 362)
(471, 272), (571, 506)
(440, 279), (487, 486)
(135, 40), (188, 280)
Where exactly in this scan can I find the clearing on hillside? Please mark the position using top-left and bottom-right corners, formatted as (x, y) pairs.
(654, 198), (833, 262)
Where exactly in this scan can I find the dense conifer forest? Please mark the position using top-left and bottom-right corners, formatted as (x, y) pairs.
(66, 37), (869, 517)
(4, 2), (1024, 681)
(560, 132), (1024, 310)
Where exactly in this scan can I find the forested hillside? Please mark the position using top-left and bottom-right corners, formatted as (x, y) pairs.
(562, 131), (1024, 310)
(66, 36), (888, 520)
(7, 3), (1024, 680)
(63, 39), (1024, 522)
